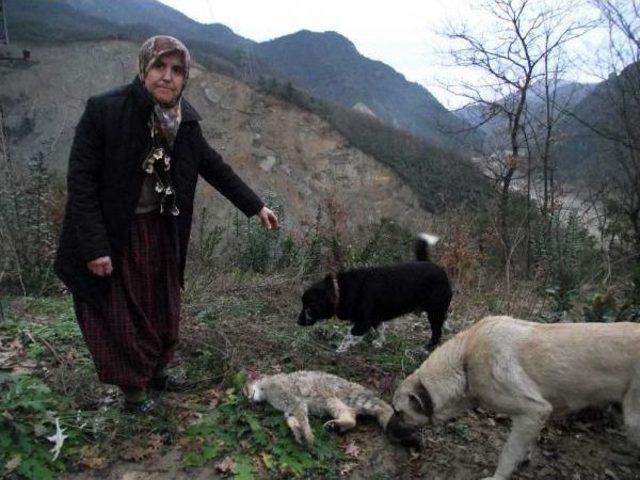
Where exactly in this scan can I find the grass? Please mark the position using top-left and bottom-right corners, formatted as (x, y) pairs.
(0, 281), (383, 479)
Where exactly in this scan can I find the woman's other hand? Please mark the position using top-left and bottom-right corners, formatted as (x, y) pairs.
(87, 256), (113, 276)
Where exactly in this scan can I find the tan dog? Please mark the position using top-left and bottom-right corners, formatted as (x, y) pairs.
(386, 315), (640, 480)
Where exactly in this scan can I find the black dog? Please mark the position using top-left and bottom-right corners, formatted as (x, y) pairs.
(298, 234), (452, 352)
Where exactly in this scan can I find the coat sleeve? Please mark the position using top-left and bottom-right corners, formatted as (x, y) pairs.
(195, 124), (264, 217)
(66, 97), (111, 263)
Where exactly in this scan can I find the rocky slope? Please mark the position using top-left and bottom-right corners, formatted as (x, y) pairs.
(0, 40), (430, 232)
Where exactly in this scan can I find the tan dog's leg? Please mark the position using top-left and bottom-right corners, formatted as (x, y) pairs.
(484, 410), (550, 480)
(478, 365), (552, 480)
(623, 376), (640, 449)
(323, 398), (357, 431)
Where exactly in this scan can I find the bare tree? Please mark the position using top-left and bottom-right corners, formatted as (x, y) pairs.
(588, 0), (640, 274)
(443, 0), (593, 276)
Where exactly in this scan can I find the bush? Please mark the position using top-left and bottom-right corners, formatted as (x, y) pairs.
(582, 290), (618, 322)
(0, 153), (61, 296)
(532, 212), (595, 314)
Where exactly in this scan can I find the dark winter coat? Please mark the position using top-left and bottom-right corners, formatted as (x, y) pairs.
(54, 78), (264, 306)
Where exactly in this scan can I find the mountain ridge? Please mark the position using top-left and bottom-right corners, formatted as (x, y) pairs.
(256, 29), (481, 151)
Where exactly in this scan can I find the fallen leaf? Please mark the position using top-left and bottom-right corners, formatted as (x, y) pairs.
(33, 422), (48, 437)
(259, 452), (273, 469)
(120, 445), (149, 462)
(202, 388), (223, 408)
(8, 337), (25, 354)
(338, 462), (356, 477)
(177, 436), (205, 453)
(215, 456), (236, 474)
(5, 454), (21, 472)
(0, 337), (26, 370)
(120, 434), (163, 462)
(78, 453), (106, 469)
(344, 441), (361, 459)
(121, 473), (149, 480)
(147, 434), (163, 452)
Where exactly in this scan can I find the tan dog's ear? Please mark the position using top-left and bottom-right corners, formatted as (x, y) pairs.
(409, 384), (433, 416)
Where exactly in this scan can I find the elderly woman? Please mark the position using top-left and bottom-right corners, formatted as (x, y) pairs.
(54, 36), (278, 413)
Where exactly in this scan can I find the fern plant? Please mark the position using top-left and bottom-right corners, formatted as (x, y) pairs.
(0, 374), (74, 479)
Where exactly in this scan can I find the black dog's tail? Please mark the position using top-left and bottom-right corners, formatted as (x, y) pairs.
(415, 233), (440, 262)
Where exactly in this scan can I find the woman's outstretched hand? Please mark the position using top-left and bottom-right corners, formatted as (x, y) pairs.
(258, 206), (279, 230)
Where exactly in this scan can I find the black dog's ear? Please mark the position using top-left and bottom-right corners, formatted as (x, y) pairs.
(409, 384), (433, 416)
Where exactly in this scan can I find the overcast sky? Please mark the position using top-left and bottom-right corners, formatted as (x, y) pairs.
(158, 0), (604, 109)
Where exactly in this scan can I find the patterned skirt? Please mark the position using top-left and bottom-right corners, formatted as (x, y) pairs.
(74, 212), (181, 389)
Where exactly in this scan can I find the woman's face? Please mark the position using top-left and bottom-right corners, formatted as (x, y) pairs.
(144, 52), (185, 106)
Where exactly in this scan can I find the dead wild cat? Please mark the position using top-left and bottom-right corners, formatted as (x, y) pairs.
(244, 370), (393, 446)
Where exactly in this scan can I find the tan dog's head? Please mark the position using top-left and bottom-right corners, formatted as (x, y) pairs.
(386, 378), (433, 447)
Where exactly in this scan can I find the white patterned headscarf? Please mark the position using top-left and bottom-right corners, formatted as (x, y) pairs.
(138, 35), (191, 147)
(138, 35), (191, 88)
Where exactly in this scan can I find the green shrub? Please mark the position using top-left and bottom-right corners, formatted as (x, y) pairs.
(0, 153), (61, 296)
(582, 290), (618, 322)
(533, 212), (594, 314)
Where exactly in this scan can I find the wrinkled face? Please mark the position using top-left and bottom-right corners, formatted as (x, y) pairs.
(386, 381), (432, 447)
(298, 278), (335, 326)
(143, 52), (186, 106)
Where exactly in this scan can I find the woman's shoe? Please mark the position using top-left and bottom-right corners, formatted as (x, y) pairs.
(148, 375), (191, 392)
(123, 398), (157, 415)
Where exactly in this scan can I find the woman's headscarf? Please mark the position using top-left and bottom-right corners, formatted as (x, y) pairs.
(138, 35), (191, 148)
(138, 35), (191, 87)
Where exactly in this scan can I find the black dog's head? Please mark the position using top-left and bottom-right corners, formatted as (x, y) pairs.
(298, 274), (337, 326)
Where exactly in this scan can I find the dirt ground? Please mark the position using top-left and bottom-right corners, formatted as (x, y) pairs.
(59, 335), (640, 480)
(61, 399), (640, 480)
(4, 293), (640, 480)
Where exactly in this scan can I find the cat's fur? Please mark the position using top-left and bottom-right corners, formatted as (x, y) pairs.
(245, 370), (393, 446)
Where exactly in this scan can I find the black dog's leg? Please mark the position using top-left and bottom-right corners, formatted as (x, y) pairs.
(336, 309), (376, 353)
(426, 309), (446, 348)
(350, 299), (378, 336)
(350, 322), (371, 336)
